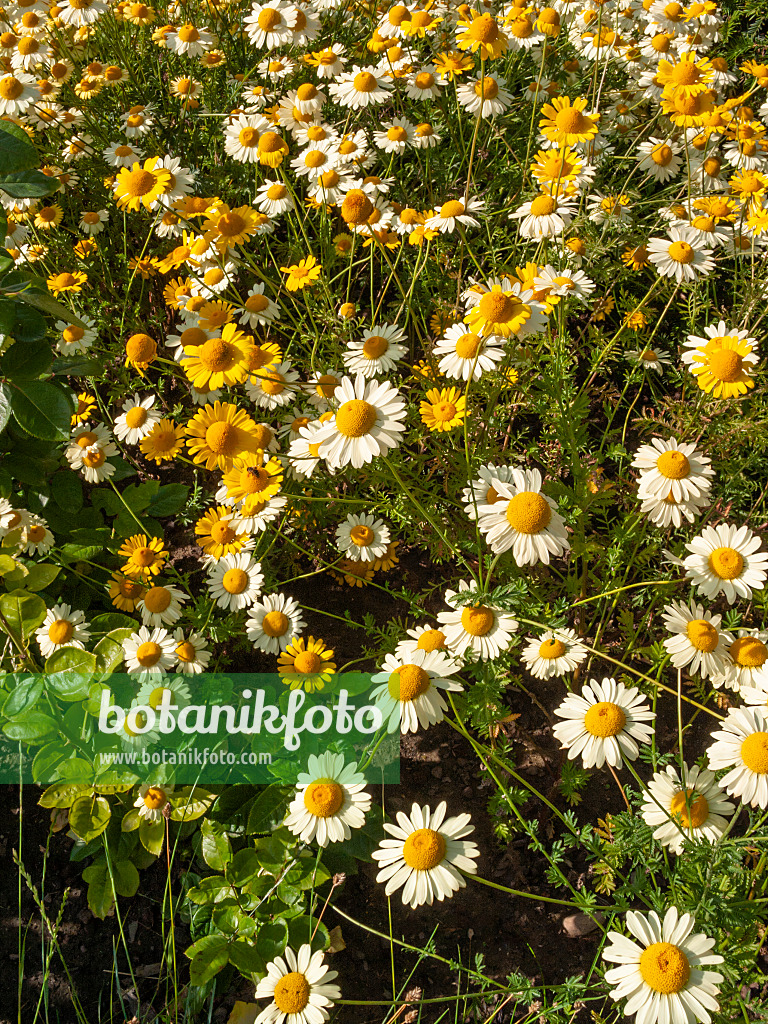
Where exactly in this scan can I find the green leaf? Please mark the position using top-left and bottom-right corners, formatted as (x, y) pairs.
(112, 858), (140, 898)
(81, 860), (115, 919)
(52, 356), (102, 376)
(45, 648), (96, 700)
(186, 935), (230, 986)
(228, 940), (264, 977)
(38, 782), (88, 808)
(186, 876), (234, 905)
(11, 302), (47, 343)
(50, 472), (83, 513)
(147, 484), (189, 517)
(121, 808), (141, 832)
(0, 588), (46, 643)
(3, 709), (57, 740)
(288, 917), (329, 953)
(139, 817), (164, 856)
(0, 339), (53, 379)
(0, 553), (17, 575)
(120, 480), (159, 512)
(0, 122), (37, 173)
(246, 785), (291, 835)
(0, 170), (60, 199)
(226, 848), (261, 887)
(2, 676), (43, 717)
(93, 629), (131, 678)
(14, 287), (88, 328)
(255, 919), (288, 963)
(0, 300), (13, 336)
(201, 818), (233, 871)
(0, 381), (11, 434)
(69, 794), (111, 842)
(3, 562), (60, 591)
(12, 380), (73, 440)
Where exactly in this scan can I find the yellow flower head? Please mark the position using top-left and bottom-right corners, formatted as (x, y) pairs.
(114, 158), (172, 212)
(420, 387), (467, 432)
(280, 255), (322, 291)
(277, 636), (336, 692)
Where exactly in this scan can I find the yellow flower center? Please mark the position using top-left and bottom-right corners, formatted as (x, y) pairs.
(386, 125), (408, 142)
(708, 348), (742, 382)
(217, 211), (246, 237)
(262, 610), (289, 637)
(257, 7), (281, 29)
(416, 628), (446, 651)
(239, 126), (259, 147)
(651, 144), (674, 166)
(245, 294), (269, 314)
(126, 333), (157, 363)
(125, 406), (148, 428)
(48, 619), (74, 645)
(260, 370), (285, 395)
(431, 400), (457, 423)
(730, 636), (768, 668)
(741, 732), (768, 773)
(415, 71), (435, 89)
(454, 332), (482, 359)
(350, 524), (374, 546)
(0, 77), (24, 100)
(176, 640), (197, 662)
(539, 638), (567, 659)
(144, 587), (172, 613)
(468, 12), (499, 42)
(477, 290), (515, 324)
(555, 107), (591, 134)
(439, 200), (465, 219)
(473, 76), (499, 99)
(132, 545), (159, 568)
(505, 492), (552, 534)
(363, 335), (389, 359)
(354, 71), (377, 92)
(199, 338), (238, 372)
(638, 943), (691, 993)
(266, 183), (287, 200)
(136, 641), (163, 667)
(402, 828), (446, 870)
(656, 450), (690, 479)
(125, 168), (160, 198)
(148, 687), (170, 708)
(708, 546), (744, 580)
(28, 525), (46, 543)
(258, 131), (285, 154)
(210, 520), (237, 544)
(222, 568), (249, 594)
(303, 779), (344, 817)
(583, 701), (626, 737)
(294, 650), (322, 674)
(460, 605), (495, 636)
(273, 973), (310, 1014)
(341, 190), (374, 225)
(205, 421), (238, 455)
(143, 785), (168, 809)
(685, 618), (719, 652)
(335, 399), (377, 438)
(388, 664), (431, 701)
(670, 60), (699, 84)
(319, 170), (340, 188)
(304, 149), (326, 168)
(667, 240), (695, 264)
(670, 788), (709, 828)
(82, 448), (106, 468)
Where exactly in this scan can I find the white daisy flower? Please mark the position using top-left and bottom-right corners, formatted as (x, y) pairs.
(476, 468), (570, 565)
(520, 628), (588, 679)
(238, 282), (281, 328)
(19, 520), (55, 556)
(437, 580), (518, 661)
(284, 752), (371, 846)
(371, 801), (480, 908)
(532, 266), (595, 302)
(343, 322), (407, 378)
(510, 192), (577, 239)
(625, 346), (673, 374)
(290, 140), (337, 179)
(711, 629), (768, 692)
(462, 463), (515, 519)
(103, 141), (145, 168)
(119, 699), (161, 750)
(255, 179), (295, 216)
(602, 908), (724, 1024)
(246, 360), (301, 410)
(35, 603), (91, 658)
(637, 137), (683, 182)
(425, 195), (484, 234)
(682, 320), (758, 361)
(404, 66), (442, 99)
(123, 626), (178, 680)
(114, 394), (161, 443)
(173, 629), (211, 674)
(682, 522), (768, 604)
(254, 944), (340, 1024)
(335, 512), (390, 561)
(370, 648), (463, 733)
(647, 226), (715, 283)
(456, 74), (512, 117)
(206, 552), (264, 610)
(235, 493), (289, 533)
(638, 487), (710, 529)
(224, 112), (271, 163)
(329, 66), (392, 109)
(707, 705), (768, 808)
(136, 676), (191, 711)
(552, 677), (655, 769)
(632, 437), (714, 502)
(134, 782), (175, 823)
(433, 323), (506, 381)
(640, 763), (735, 854)
(0, 71), (38, 116)
(661, 599), (732, 679)
(244, 0), (297, 48)
(247, 593), (306, 654)
(136, 583), (188, 627)
(373, 117), (415, 154)
(394, 623), (450, 661)
(311, 373), (407, 470)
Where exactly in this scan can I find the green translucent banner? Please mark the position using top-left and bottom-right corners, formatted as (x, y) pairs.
(0, 672), (400, 784)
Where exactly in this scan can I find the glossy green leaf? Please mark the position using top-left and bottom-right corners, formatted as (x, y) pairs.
(69, 794), (111, 842)
(12, 381), (73, 440)
(186, 934), (230, 986)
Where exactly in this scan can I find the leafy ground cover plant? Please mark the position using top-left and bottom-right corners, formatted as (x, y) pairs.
(1, 0), (768, 1019)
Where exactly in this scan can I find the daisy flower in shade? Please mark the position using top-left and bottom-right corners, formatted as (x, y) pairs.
(254, 944), (340, 1024)
(134, 782), (175, 823)
(370, 649), (463, 733)
(278, 636), (336, 693)
(329, 66), (392, 109)
(683, 335), (759, 398)
(552, 677), (656, 770)
(476, 468), (569, 565)
(114, 394), (161, 443)
(511, 191), (576, 239)
(707, 705), (768, 808)
(238, 283), (281, 329)
(462, 464), (515, 518)
(520, 628), (588, 679)
(19, 521), (55, 557)
(123, 626), (177, 680)
(343, 323), (407, 379)
(137, 582), (188, 627)
(602, 907), (724, 1024)
(632, 437), (714, 503)
(35, 604), (91, 658)
(433, 323), (506, 381)
(647, 227), (715, 283)
(136, 676), (191, 712)
(247, 593), (306, 654)
(661, 599), (732, 680)
(437, 580), (518, 661)
(311, 374), (407, 470)
(682, 522), (768, 604)
(641, 763), (735, 854)
(206, 552), (263, 611)
(173, 629), (211, 674)
(335, 513), (390, 562)
(712, 629), (768, 692)
(372, 801), (479, 908)
(625, 346), (673, 374)
(639, 488), (710, 530)
(420, 387), (467, 432)
(425, 196), (484, 234)
(284, 752), (371, 847)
